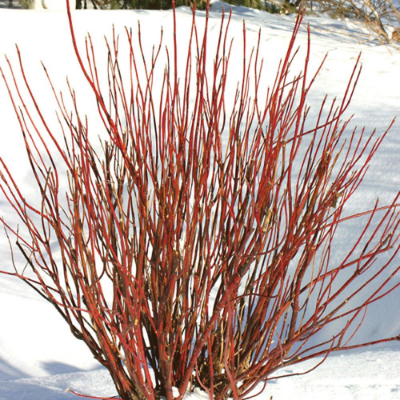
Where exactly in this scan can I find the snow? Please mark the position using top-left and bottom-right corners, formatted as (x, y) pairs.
(0, 2), (399, 399)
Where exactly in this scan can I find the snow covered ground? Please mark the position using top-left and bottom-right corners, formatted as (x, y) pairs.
(0, 2), (399, 399)
(3, 348), (400, 399)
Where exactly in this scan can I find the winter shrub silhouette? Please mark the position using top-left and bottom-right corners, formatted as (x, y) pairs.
(1, 2), (400, 399)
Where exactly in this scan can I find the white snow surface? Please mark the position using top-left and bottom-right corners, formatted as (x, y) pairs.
(0, 2), (400, 399)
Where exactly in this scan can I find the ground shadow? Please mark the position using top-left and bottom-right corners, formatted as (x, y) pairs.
(0, 357), (28, 381)
(41, 361), (86, 376)
(0, 357), (78, 399)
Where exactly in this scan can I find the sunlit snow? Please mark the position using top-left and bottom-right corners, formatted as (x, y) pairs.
(0, 1), (399, 399)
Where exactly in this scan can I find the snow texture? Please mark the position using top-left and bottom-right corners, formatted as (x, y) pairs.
(0, 2), (399, 399)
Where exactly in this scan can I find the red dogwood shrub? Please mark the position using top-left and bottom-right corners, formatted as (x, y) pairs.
(1, 2), (399, 399)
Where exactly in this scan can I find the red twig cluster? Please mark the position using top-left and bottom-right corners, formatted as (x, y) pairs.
(1, 2), (399, 399)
